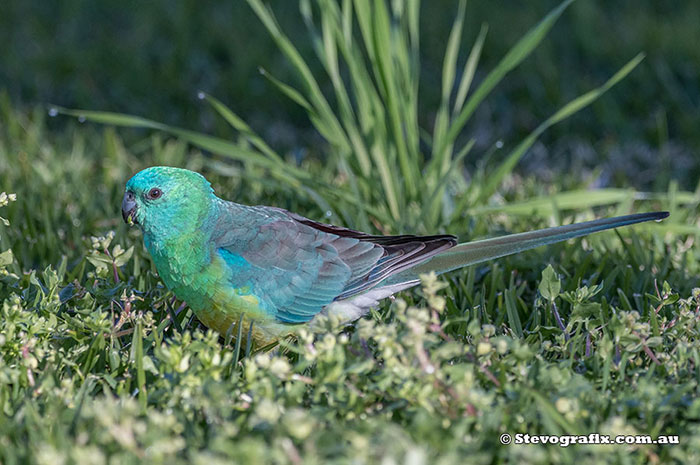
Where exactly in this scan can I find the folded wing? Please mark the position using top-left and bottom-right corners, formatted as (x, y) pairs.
(211, 205), (456, 323)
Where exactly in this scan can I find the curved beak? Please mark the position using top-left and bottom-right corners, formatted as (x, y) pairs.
(122, 191), (138, 225)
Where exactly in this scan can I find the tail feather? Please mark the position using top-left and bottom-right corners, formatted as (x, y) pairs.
(385, 211), (668, 285)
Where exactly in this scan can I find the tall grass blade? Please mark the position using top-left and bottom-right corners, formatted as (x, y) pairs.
(429, 0), (467, 178)
(470, 189), (639, 216)
(258, 67), (314, 112)
(371, 0), (419, 198)
(479, 54), (645, 203)
(202, 93), (283, 163)
(246, 0), (350, 153)
(453, 24), (488, 116)
(422, 138), (475, 229)
(437, 0), (575, 158)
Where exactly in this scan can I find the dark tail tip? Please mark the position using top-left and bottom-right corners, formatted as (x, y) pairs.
(651, 211), (670, 221)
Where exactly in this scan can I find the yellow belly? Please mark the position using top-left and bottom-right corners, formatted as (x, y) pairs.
(162, 247), (297, 347)
(193, 294), (295, 348)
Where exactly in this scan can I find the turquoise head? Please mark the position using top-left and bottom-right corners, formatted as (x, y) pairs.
(122, 166), (215, 239)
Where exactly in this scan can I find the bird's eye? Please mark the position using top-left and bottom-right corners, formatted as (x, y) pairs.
(146, 188), (163, 200)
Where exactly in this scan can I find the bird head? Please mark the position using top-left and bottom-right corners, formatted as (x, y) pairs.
(122, 166), (215, 237)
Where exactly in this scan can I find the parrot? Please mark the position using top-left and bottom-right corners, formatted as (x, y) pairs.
(121, 166), (668, 346)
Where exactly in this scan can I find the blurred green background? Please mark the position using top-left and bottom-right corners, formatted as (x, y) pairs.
(2, 0), (698, 190)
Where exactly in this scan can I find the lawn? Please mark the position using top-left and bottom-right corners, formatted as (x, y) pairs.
(1, 1), (699, 464)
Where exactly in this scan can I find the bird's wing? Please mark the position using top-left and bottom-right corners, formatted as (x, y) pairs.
(211, 205), (456, 323)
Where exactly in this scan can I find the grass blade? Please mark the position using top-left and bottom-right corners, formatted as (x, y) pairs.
(54, 107), (310, 186)
(437, 0), (575, 158)
(232, 313), (245, 368)
(505, 289), (524, 338)
(202, 93), (283, 163)
(371, 0), (418, 199)
(245, 321), (255, 357)
(479, 53), (645, 203)
(246, 0), (350, 153)
(429, 0), (466, 177)
(453, 23), (488, 116)
(132, 318), (147, 412)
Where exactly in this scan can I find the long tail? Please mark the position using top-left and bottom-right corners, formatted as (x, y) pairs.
(385, 211), (668, 284)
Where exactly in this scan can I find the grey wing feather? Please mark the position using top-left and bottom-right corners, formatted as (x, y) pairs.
(210, 202), (456, 323)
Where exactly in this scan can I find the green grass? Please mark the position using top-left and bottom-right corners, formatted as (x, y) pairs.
(3, 1), (699, 183)
(2, 0), (700, 463)
(57, 0), (651, 236)
(2, 96), (700, 464)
